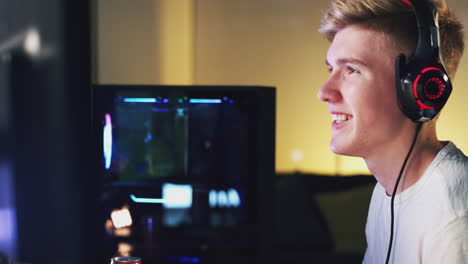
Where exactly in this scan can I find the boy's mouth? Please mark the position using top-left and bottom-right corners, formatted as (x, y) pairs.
(332, 113), (352, 124)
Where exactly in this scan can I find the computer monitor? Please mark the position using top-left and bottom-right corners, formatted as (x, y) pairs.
(93, 85), (275, 263)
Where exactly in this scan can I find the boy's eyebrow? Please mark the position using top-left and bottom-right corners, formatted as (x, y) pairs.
(325, 58), (369, 67)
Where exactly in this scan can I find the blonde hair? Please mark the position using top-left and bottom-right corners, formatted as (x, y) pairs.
(319, 0), (464, 79)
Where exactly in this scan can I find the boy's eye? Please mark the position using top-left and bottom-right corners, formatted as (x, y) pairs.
(347, 66), (357, 73)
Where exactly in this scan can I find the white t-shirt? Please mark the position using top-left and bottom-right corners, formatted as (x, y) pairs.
(363, 142), (468, 264)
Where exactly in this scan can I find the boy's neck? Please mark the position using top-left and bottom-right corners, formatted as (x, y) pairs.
(365, 124), (444, 196)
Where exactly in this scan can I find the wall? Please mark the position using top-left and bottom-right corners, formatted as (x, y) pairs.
(96, 0), (194, 85)
(97, 0), (160, 84)
(95, 0), (468, 175)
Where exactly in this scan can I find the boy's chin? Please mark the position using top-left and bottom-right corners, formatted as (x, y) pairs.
(330, 143), (361, 157)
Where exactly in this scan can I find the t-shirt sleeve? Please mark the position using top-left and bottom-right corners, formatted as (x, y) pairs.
(424, 217), (468, 264)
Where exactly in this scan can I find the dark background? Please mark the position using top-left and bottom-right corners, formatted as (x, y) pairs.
(0, 0), (97, 263)
(0, 1), (376, 263)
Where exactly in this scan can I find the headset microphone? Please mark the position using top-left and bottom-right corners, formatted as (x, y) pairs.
(396, 0), (451, 123)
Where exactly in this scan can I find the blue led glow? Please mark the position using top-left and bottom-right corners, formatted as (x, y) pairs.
(189, 98), (222, 104)
(144, 132), (153, 143)
(130, 183), (193, 209)
(207, 188), (241, 208)
(103, 114), (113, 170)
(0, 162), (17, 257)
(164, 256), (200, 263)
(176, 108), (185, 117)
(0, 209), (15, 247)
(227, 188), (241, 207)
(147, 217), (153, 233)
(218, 190), (228, 207)
(130, 194), (164, 204)
(162, 183), (192, 209)
(123, 98), (157, 103)
(209, 190), (217, 208)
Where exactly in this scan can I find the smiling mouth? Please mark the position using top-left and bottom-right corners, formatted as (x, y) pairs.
(332, 113), (352, 124)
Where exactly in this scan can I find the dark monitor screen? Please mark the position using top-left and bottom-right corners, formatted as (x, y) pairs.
(93, 85), (275, 262)
(102, 88), (251, 184)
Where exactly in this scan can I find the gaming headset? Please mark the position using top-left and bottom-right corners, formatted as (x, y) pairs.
(396, 0), (451, 123)
(386, 1), (449, 263)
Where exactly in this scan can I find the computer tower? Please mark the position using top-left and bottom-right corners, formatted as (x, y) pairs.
(93, 85), (276, 264)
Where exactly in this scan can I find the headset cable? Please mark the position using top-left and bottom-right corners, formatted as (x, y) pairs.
(384, 122), (423, 264)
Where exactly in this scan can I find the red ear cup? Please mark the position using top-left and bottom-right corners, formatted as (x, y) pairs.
(396, 55), (452, 122)
(395, 0), (452, 123)
(400, 0), (413, 8)
(423, 77), (445, 100)
(413, 67), (450, 109)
